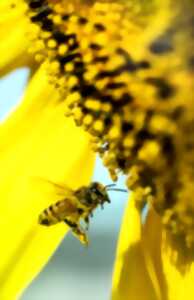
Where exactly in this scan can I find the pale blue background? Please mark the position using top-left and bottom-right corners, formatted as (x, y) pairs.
(0, 69), (127, 300)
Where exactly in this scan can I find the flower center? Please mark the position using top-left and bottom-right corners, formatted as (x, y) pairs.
(23, 0), (194, 250)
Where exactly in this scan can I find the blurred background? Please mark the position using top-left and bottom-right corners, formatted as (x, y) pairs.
(0, 69), (128, 300)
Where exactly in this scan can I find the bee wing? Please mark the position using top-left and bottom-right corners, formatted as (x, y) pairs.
(31, 176), (73, 196)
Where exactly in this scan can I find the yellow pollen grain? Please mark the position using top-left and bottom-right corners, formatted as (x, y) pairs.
(85, 99), (101, 111)
(112, 113), (121, 124)
(101, 103), (112, 113)
(67, 76), (79, 88)
(73, 107), (84, 121)
(33, 40), (45, 52)
(126, 167), (140, 188)
(83, 23), (94, 34)
(83, 52), (93, 63)
(28, 23), (40, 39)
(66, 92), (80, 106)
(40, 31), (52, 39)
(93, 120), (104, 133)
(95, 33), (108, 45)
(150, 115), (176, 134)
(53, 15), (62, 25)
(138, 141), (160, 162)
(107, 55), (125, 69)
(64, 63), (74, 72)
(68, 38), (76, 46)
(69, 15), (79, 24)
(58, 45), (68, 56)
(50, 61), (60, 73)
(119, 72), (131, 84)
(47, 39), (57, 49)
(108, 126), (121, 140)
(35, 54), (45, 62)
(67, 20), (79, 34)
(80, 39), (90, 50)
(124, 149), (131, 157)
(84, 68), (99, 81)
(123, 136), (134, 148)
(96, 79), (108, 90)
(58, 77), (67, 88)
(112, 89), (125, 99)
(53, 4), (65, 14)
(83, 114), (94, 126)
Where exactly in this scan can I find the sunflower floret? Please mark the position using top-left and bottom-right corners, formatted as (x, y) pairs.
(24, 0), (194, 253)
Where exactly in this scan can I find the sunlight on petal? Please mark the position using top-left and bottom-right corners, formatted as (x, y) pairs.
(0, 1), (33, 76)
(0, 0), (26, 26)
(0, 148), (94, 299)
(0, 64), (95, 298)
(0, 63), (61, 150)
(142, 208), (168, 300)
(0, 19), (32, 76)
(162, 231), (194, 300)
(112, 194), (158, 300)
(143, 212), (194, 300)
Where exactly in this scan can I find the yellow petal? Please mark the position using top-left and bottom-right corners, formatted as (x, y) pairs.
(0, 65), (95, 299)
(0, 0), (26, 26)
(142, 208), (168, 300)
(111, 194), (158, 300)
(136, 207), (194, 300)
(161, 231), (194, 300)
(0, 0), (33, 76)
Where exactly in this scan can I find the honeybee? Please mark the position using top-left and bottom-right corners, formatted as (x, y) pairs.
(39, 181), (126, 245)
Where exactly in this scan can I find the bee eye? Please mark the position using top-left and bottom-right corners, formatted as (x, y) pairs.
(94, 188), (104, 197)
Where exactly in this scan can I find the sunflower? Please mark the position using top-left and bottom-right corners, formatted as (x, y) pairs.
(0, 0), (194, 299)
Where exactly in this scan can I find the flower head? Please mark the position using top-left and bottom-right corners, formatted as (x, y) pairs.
(0, 0), (194, 299)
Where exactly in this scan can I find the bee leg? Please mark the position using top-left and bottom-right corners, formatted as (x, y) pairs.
(72, 226), (89, 246)
(64, 219), (88, 245)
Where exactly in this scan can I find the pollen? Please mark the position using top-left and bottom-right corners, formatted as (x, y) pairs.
(85, 99), (101, 111)
(58, 45), (68, 56)
(93, 120), (105, 133)
(83, 114), (94, 127)
(108, 126), (121, 141)
(24, 0), (194, 253)
(66, 92), (80, 108)
(47, 39), (57, 49)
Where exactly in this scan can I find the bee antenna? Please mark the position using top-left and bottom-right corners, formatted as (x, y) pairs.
(105, 183), (117, 189)
(107, 188), (128, 193)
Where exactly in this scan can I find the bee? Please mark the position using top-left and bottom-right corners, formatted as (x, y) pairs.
(38, 181), (127, 245)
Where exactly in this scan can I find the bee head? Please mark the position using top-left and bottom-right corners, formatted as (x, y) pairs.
(78, 182), (127, 208)
(89, 182), (111, 206)
(77, 182), (110, 208)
